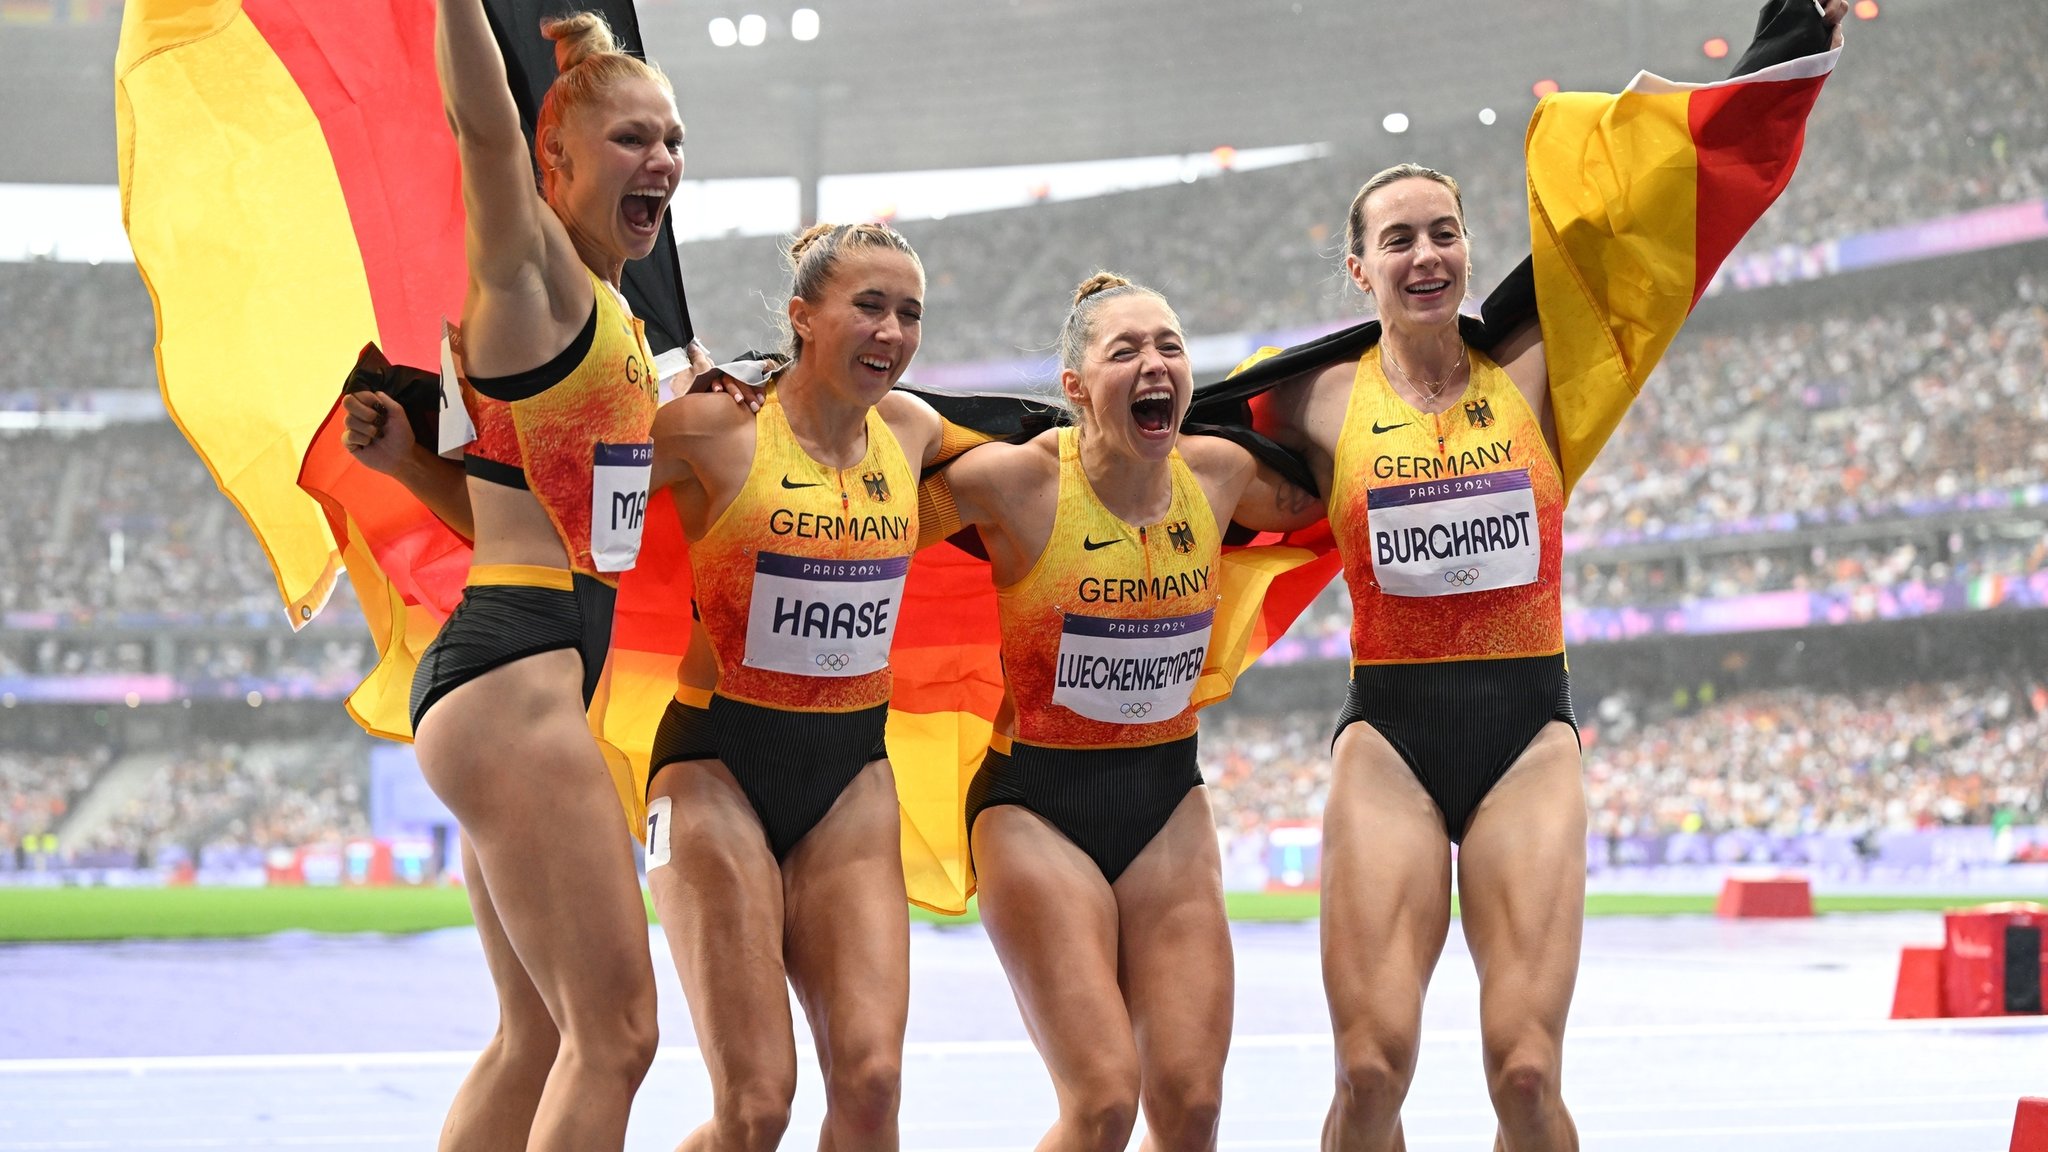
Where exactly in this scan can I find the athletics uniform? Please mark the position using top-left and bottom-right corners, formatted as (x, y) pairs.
(648, 387), (917, 860)
(965, 427), (1221, 882)
(411, 272), (657, 728)
(1328, 344), (1576, 840)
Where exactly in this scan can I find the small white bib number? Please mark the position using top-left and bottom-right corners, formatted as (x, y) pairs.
(644, 796), (672, 869)
(742, 552), (909, 676)
(437, 320), (476, 458)
(591, 442), (654, 573)
(1367, 468), (1540, 597)
(1051, 608), (1213, 725)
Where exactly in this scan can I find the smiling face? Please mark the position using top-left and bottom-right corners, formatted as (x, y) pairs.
(786, 247), (925, 404)
(541, 74), (683, 264)
(1061, 293), (1190, 464)
(1346, 177), (1470, 333)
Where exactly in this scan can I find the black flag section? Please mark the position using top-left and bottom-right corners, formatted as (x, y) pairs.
(482, 0), (694, 356)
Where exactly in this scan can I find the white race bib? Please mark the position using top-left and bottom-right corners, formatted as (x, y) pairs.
(591, 442), (653, 573)
(1367, 468), (1540, 597)
(742, 551), (909, 676)
(1051, 608), (1212, 725)
(437, 320), (476, 458)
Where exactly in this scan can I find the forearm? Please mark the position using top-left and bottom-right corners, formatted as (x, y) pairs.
(396, 445), (475, 541)
(435, 0), (522, 147)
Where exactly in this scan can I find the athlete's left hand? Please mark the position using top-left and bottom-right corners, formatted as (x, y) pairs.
(1818, 0), (1847, 48)
(685, 345), (776, 413)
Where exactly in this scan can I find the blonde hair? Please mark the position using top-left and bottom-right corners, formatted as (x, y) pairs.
(1057, 271), (1177, 373)
(782, 222), (924, 359)
(536, 13), (672, 200)
(1344, 163), (1465, 259)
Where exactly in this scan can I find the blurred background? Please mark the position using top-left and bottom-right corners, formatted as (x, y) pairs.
(0, 0), (2042, 894)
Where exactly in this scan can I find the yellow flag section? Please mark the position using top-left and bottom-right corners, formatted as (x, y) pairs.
(117, 2), (361, 626)
(118, 1), (473, 741)
(1527, 47), (1836, 498)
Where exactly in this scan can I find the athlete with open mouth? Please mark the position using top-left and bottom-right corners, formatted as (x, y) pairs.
(918, 272), (1323, 1150)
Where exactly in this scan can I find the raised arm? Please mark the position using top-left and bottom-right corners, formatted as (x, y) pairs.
(436, 0), (551, 301)
(1180, 434), (1322, 536)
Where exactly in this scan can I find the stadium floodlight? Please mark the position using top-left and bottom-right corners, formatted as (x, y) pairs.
(792, 8), (820, 41)
(1532, 79), (1559, 98)
(1479, 107), (1497, 125)
(1382, 112), (1409, 134)
(1854, 0), (1879, 17)
(708, 17), (738, 47)
(738, 14), (767, 46)
(1703, 37), (1730, 59)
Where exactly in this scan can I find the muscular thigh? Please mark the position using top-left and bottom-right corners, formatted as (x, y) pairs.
(1321, 720), (1455, 1029)
(645, 758), (795, 1064)
(973, 804), (1134, 1074)
(1113, 788), (1232, 1082)
(782, 758), (910, 1053)
(1455, 723), (1585, 1031)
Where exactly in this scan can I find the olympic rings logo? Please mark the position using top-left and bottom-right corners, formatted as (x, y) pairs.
(1444, 568), (1481, 587)
(1119, 701), (1154, 718)
(816, 652), (852, 672)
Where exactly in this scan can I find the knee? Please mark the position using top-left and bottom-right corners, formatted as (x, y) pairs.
(718, 1083), (795, 1152)
(562, 989), (659, 1086)
(1484, 1043), (1562, 1115)
(1064, 1067), (1141, 1152)
(1142, 1076), (1222, 1151)
(1333, 1036), (1417, 1119)
(823, 1052), (901, 1135)
(487, 1015), (561, 1083)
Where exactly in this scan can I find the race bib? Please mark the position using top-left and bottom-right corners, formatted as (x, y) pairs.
(1051, 608), (1213, 725)
(437, 320), (476, 458)
(1367, 468), (1540, 597)
(590, 442), (653, 572)
(742, 552), (909, 676)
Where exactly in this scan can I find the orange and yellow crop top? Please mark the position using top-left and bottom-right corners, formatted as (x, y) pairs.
(996, 427), (1221, 750)
(687, 386), (919, 712)
(462, 270), (658, 584)
(1327, 344), (1564, 665)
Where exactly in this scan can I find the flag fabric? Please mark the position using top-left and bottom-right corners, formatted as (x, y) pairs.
(117, 0), (467, 643)
(1528, 42), (1837, 496)
(117, 0), (689, 749)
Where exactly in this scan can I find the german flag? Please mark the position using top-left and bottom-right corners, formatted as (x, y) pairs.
(115, 0), (687, 739)
(1528, 11), (1836, 496)
(1214, 0), (1837, 503)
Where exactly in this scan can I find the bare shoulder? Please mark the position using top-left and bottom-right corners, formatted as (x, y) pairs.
(877, 390), (942, 460)
(1175, 431), (1253, 480)
(655, 391), (754, 438)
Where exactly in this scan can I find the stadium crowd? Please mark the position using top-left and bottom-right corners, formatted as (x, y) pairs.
(69, 740), (370, 867)
(1200, 679), (2048, 841)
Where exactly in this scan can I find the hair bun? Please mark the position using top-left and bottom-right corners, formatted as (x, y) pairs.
(1073, 271), (1132, 307)
(541, 12), (620, 74)
(788, 222), (838, 268)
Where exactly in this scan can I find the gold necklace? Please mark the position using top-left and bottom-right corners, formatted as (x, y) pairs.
(1382, 340), (1467, 405)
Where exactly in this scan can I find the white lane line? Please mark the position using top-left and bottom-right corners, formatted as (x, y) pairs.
(0, 1015), (2038, 1075)
(1209, 1118), (2013, 1149)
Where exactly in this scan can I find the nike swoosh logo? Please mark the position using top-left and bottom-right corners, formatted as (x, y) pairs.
(1372, 420), (1410, 434)
(1082, 536), (1123, 551)
(780, 476), (823, 490)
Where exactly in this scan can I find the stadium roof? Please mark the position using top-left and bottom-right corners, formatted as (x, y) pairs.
(0, 0), (1925, 184)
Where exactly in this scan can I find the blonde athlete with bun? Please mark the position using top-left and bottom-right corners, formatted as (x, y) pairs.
(918, 273), (1321, 1151)
(640, 222), (977, 1152)
(341, 6), (693, 1150)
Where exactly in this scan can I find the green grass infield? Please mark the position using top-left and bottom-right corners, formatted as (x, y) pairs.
(0, 886), (2038, 943)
